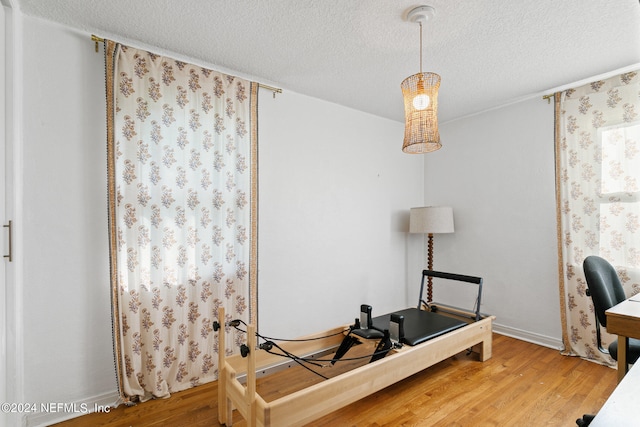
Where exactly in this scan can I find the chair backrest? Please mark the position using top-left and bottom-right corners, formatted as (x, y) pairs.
(583, 255), (626, 327)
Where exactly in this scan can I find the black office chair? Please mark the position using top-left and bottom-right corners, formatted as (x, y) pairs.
(576, 414), (595, 426)
(583, 255), (640, 365)
(577, 256), (640, 427)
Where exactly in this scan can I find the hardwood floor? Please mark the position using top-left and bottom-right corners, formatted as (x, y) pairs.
(53, 334), (617, 426)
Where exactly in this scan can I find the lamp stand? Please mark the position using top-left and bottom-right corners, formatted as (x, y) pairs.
(410, 206), (454, 305)
(427, 233), (434, 303)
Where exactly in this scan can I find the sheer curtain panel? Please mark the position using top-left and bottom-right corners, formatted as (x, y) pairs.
(556, 70), (640, 365)
(105, 41), (258, 400)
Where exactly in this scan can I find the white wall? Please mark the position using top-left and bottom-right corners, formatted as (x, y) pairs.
(10, 15), (424, 426)
(19, 16), (116, 426)
(424, 98), (562, 347)
(258, 92), (424, 338)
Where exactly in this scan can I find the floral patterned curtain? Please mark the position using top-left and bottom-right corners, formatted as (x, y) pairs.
(105, 41), (258, 401)
(557, 70), (640, 365)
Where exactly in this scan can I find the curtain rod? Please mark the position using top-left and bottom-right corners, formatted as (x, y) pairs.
(90, 34), (282, 97)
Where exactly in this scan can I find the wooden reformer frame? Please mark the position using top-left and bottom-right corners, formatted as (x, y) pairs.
(217, 271), (494, 426)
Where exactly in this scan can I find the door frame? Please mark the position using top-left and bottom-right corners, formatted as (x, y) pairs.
(1, 2), (23, 425)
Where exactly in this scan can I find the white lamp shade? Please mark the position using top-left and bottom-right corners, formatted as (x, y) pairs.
(409, 206), (454, 234)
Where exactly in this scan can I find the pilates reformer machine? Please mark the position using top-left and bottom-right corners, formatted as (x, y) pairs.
(215, 270), (494, 426)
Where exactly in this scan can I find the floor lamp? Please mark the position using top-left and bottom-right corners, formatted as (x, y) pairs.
(410, 206), (454, 303)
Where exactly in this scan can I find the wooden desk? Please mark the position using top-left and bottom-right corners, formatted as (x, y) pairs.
(605, 295), (640, 382)
(591, 358), (640, 426)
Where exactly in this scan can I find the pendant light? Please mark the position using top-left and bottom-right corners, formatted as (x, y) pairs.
(401, 6), (441, 154)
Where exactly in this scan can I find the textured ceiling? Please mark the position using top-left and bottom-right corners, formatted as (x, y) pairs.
(12, 0), (640, 123)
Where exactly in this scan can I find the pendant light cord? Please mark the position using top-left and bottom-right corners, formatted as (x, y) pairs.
(419, 21), (423, 74)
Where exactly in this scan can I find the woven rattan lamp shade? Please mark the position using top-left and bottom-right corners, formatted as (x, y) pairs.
(401, 72), (441, 154)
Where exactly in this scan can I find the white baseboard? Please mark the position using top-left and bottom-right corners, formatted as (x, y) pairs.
(25, 390), (120, 427)
(493, 323), (564, 351)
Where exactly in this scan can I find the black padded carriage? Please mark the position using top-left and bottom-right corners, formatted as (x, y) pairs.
(371, 307), (466, 346)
